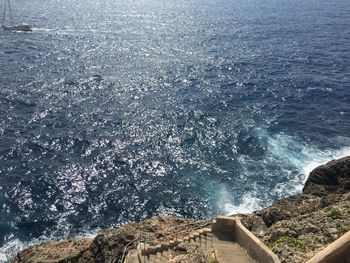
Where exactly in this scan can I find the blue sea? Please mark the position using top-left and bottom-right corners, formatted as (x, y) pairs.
(1, 0), (350, 259)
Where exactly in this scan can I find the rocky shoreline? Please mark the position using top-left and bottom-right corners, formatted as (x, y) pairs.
(10, 156), (350, 263)
(241, 156), (350, 262)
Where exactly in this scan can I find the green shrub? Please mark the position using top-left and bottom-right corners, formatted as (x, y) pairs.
(268, 235), (308, 252)
(328, 209), (342, 220)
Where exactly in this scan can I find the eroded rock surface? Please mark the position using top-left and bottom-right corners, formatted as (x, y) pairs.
(303, 156), (350, 195)
(11, 216), (209, 263)
(11, 239), (93, 263)
(11, 156), (350, 263)
(241, 156), (350, 263)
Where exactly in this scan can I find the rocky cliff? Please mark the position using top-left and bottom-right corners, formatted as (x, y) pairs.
(10, 156), (350, 263)
(242, 156), (350, 262)
(10, 217), (210, 263)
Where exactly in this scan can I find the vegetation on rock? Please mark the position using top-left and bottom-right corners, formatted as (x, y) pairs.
(327, 208), (342, 220)
(268, 235), (308, 252)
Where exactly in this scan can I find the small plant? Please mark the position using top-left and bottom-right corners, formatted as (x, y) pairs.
(268, 235), (308, 252)
(336, 223), (349, 235)
(208, 255), (218, 263)
(328, 208), (342, 220)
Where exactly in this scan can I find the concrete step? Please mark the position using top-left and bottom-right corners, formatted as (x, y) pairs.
(159, 250), (169, 262)
(206, 233), (214, 250)
(213, 237), (256, 263)
(126, 219), (279, 263)
(200, 235), (206, 248)
(139, 254), (149, 263)
(148, 253), (157, 262)
(126, 227), (215, 263)
(124, 249), (140, 263)
(155, 251), (162, 263)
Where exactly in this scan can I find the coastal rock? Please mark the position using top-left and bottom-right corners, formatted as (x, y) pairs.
(11, 216), (208, 263)
(243, 156), (350, 263)
(250, 216), (268, 235)
(303, 156), (350, 195)
(10, 227), (137, 263)
(242, 156), (350, 229)
(259, 195), (350, 263)
(11, 156), (350, 263)
(242, 194), (323, 228)
(10, 239), (92, 263)
(88, 226), (138, 263)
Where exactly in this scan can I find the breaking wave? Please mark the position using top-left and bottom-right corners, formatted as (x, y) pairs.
(217, 128), (350, 215)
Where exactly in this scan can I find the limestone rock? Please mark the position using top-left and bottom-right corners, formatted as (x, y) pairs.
(259, 197), (350, 263)
(11, 156), (350, 263)
(11, 239), (92, 263)
(11, 216), (208, 263)
(251, 194), (322, 227)
(303, 156), (350, 195)
(88, 226), (138, 263)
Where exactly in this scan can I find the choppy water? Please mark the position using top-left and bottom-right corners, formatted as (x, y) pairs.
(1, 0), (350, 259)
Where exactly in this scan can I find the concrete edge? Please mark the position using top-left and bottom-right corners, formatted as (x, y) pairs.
(235, 218), (281, 263)
(305, 230), (350, 263)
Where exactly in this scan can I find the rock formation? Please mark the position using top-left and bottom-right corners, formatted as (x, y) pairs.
(10, 156), (350, 263)
(10, 217), (209, 263)
(303, 156), (350, 196)
(242, 156), (350, 262)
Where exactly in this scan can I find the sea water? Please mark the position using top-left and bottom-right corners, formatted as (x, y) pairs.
(0, 0), (350, 259)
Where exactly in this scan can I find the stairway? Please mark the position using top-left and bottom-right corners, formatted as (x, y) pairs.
(124, 227), (214, 263)
(124, 216), (281, 263)
(212, 232), (256, 263)
(124, 226), (256, 263)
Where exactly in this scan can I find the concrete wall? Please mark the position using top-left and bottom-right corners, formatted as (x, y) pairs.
(306, 230), (350, 263)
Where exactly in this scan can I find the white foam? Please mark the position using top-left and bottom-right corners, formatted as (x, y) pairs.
(265, 132), (350, 190)
(301, 146), (350, 182)
(0, 239), (24, 263)
(218, 128), (350, 215)
(217, 184), (262, 215)
(222, 194), (262, 215)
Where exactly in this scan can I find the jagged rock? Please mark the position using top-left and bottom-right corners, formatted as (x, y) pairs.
(268, 228), (298, 241)
(246, 194), (323, 228)
(303, 156), (350, 195)
(304, 223), (318, 233)
(250, 216), (268, 235)
(88, 226), (138, 263)
(10, 227), (137, 263)
(242, 156), (350, 229)
(10, 239), (92, 263)
(240, 156), (350, 262)
(11, 156), (350, 263)
(11, 216), (208, 263)
(259, 196), (350, 263)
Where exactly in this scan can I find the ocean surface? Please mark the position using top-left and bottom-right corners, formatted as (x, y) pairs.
(1, 0), (350, 259)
